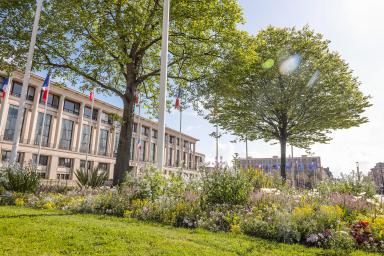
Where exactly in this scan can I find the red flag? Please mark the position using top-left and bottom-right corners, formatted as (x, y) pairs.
(134, 94), (139, 105)
(175, 97), (180, 109)
(41, 75), (50, 103)
(89, 91), (94, 101)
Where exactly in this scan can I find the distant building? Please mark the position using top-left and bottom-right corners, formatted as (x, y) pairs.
(240, 155), (321, 172)
(0, 70), (205, 185)
(239, 155), (332, 187)
(369, 163), (384, 192)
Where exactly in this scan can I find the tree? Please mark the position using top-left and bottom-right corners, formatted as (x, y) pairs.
(197, 26), (371, 181)
(0, 0), (243, 185)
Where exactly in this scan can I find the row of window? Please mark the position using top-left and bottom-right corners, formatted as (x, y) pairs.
(3, 105), (197, 163)
(3, 105), (111, 155)
(4, 80), (115, 123)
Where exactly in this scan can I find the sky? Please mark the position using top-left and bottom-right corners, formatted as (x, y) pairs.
(89, 0), (384, 177)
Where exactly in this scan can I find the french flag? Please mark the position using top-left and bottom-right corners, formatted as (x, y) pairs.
(41, 74), (50, 103)
(175, 87), (181, 109)
(1, 78), (9, 100)
(89, 91), (94, 102)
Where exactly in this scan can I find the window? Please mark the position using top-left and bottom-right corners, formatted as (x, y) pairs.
(133, 123), (138, 133)
(184, 140), (189, 149)
(140, 141), (147, 161)
(189, 153), (192, 168)
(98, 163), (108, 172)
(98, 129), (109, 156)
(34, 113), (52, 147)
(169, 136), (174, 144)
(59, 119), (74, 150)
(152, 129), (158, 139)
(177, 138), (180, 146)
(2, 151), (23, 163)
(32, 154), (49, 166)
(80, 160), (92, 170)
(176, 150), (180, 166)
(0, 76), (5, 91)
(40, 93), (60, 109)
(114, 132), (120, 156)
(63, 99), (80, 115)
(58, 158), (72, 168)
(3, 105), (19, 141)
(150, 143), (156, 162)
(1, 150), (10, 162)
(101, 112), (112, 124)
(130, 138), (135, 159)
(11, 81), (22, 97)
(84, 106), (98, 121)
(26, 86), (35, 101)
(57, 173), (70, 180)
(141, 126), (149, 136)
(80, 124), (93, 153)
(168, 147), (173, 166)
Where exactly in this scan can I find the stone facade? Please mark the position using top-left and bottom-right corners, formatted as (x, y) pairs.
(0, 70), (205, 184)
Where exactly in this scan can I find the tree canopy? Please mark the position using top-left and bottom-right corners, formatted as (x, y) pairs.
(0, 0), (244, 184)
(198, 26), (371, 180)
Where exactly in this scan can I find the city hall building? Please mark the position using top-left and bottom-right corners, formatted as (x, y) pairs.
(0, 70), (205, 184)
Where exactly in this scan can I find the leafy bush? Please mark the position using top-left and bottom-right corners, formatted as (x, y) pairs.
(324, 230), (355, 251)
(317, 174), (376, 198)
(74, 168), (107, 189)
(0, 165), (40, 193)
(201, 170), (253, 206)
(199, 205), (242, 232)
(242, 168), (274, 190)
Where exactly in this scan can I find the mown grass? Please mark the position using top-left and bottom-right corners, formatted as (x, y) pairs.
(0, 206), (379, 256)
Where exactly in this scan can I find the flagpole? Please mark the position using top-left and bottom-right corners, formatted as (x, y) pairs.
(36, 78), (50, 166)
(157, 0), (170, 171)
(291, 145), (295, 188)
(245, 137), (249, 169)
(179, 105), (182, 168)
(137, 97), (142, 177)
(10, 0), (43, 163)
(215, 125), (219, 169)
(85, 90), (94, 171)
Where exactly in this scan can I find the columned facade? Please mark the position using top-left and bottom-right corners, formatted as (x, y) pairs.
(0, 70), (205, 185)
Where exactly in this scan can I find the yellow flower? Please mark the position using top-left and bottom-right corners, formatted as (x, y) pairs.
(15, 197), (25, 206)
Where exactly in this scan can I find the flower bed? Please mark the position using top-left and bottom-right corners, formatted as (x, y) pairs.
(1, 167), (383, 253)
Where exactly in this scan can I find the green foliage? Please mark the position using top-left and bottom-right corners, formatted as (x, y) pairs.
(317, 173), (376, 198)
(324, 231), (355, 251)
(241, 168), (274, 190)
(201, 170), (253, 205)
(2, 206), (379, 256)
(198, 26), (371, 180)
(74, 168), (108, 189)
(0, 0), (244, 184)
(0, 165), (40, 193)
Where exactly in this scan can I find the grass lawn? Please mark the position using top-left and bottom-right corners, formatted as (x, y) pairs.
(0, 206), (380, 256)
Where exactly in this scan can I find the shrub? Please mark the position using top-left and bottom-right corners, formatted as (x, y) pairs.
(125, 167), (167, 201)
(201, 170), (253, 206)
(325, 230), (355, 251)
(241, 218), (272, 239)
(74, 168), (108, 189)
(0, 165), (40, 193)
(199, 205), (243, 232)
(241, 168), (274, 190)
(317, 205), (343, 230)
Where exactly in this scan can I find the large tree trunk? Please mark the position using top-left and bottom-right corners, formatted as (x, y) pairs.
(113, 81), (136, 185)
(280, 137), (287, 182)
